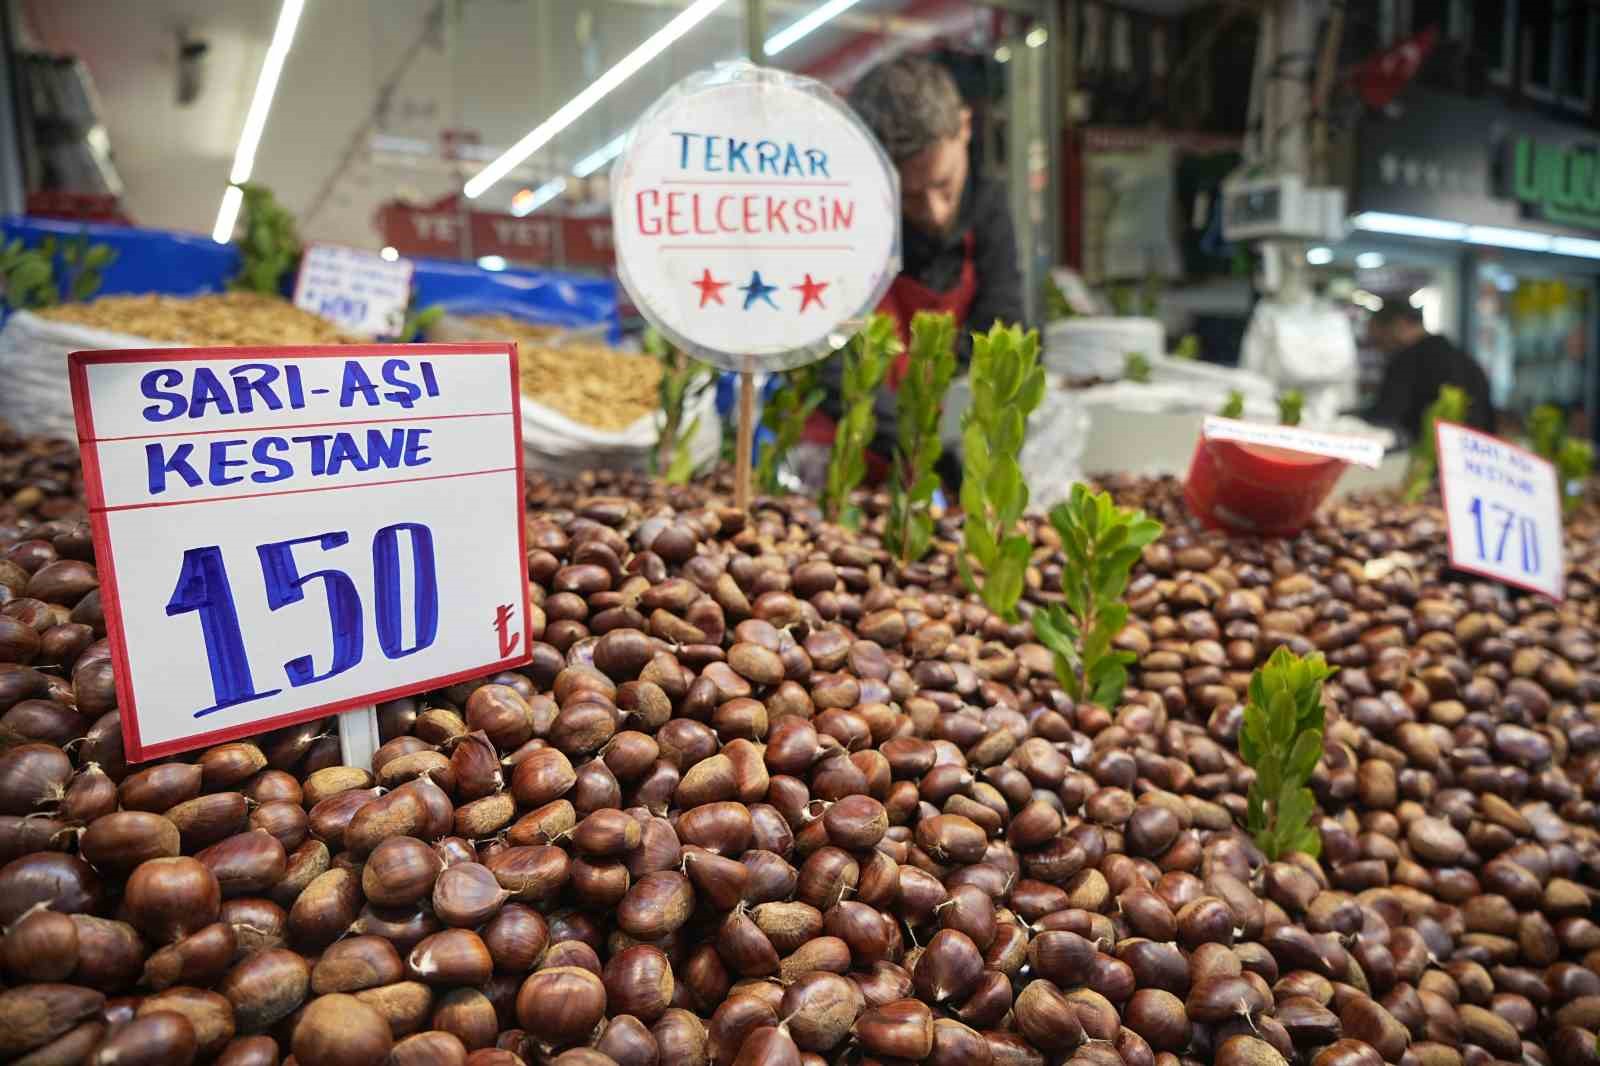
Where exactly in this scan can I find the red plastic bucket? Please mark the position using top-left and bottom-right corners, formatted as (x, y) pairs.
(1184, 437), (1348, 537)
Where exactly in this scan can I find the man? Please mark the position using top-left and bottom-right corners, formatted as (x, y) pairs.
(807, 55), (1028, 475)
(1367, 302), (1494, 438)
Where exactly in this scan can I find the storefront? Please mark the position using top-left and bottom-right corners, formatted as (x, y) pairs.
(1311, 87), (1600, 438)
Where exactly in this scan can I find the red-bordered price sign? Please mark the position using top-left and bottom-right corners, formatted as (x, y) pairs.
(1435, 421), (1566, 602)
(69, 344), (532, 759)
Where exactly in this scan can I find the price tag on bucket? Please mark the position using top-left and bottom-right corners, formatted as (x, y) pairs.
(1435, 422), (1565, 601)
(68, 344), (532, 761)
(611, 61), (900, 506)
(294, 243), (416, 338)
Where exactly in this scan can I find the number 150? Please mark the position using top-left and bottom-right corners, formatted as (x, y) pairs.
(165, 522), (439, 718)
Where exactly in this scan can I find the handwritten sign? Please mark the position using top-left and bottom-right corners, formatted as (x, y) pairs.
(612, 62), (899, 371)
(69, 344), (531, 759)
(1201, 416), (1386, 467)
(1435, 421), (1565, 601)
(294, 244), (415, 338)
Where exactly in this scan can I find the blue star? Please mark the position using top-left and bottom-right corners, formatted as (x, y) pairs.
(740, 271), (779, 310)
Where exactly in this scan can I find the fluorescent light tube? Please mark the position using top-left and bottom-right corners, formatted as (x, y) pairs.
(512, 178), (568, 217)
(1465, 225), (1553, 251)
(1552, 236), (1600, 259)
(1349, 212), (1467, 240)
(212, 184), (244, 244)
(574, 134), (628, 178)
(765, 0), (865, 57)
(229, 0), (305, 185)
(465, 0), (729, 199)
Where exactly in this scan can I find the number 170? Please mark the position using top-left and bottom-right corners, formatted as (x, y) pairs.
(1467, 497), (1539, 575)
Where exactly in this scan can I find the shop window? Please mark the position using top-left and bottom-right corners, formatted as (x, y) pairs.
(1558, 2), (1597, 110)
(1478, 0), (1516, 85)
(1522, 0), (1555, 98)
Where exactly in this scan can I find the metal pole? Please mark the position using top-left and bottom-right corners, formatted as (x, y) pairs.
(0, 2), (30, 216)
(745, 0), (765, 64)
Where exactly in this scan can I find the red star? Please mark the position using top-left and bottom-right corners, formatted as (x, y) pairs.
(793, 273), (828, 311)
(692, 268), (728, 307)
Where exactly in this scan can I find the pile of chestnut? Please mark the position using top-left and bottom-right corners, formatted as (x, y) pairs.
(0, 434), (1597, 1066)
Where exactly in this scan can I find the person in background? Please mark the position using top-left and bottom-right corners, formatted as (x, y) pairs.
(805, 55), (1028, 482)
(1367, 302), (1495, 439)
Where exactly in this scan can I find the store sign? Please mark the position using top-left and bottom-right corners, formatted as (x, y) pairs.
(1508, 135), (1600, 231)
(294, 244), (415, 337)
(375, 199), (616, 270)
(69, 345), (531, 759)
(1355, 87), (1600, 236)
(612, 62), (899, 370)
(1435, 422), (1565, 601)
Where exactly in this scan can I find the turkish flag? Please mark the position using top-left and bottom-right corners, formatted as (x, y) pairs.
(1356, 26), (1438, 109)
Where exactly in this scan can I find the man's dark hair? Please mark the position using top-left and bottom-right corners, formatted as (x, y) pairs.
(848, 56), (965, 164)
(1372, 301), (1424, 328)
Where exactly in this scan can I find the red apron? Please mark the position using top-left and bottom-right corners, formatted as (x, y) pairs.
(802, 233), (978, 477)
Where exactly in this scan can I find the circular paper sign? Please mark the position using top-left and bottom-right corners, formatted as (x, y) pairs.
(612, 62), (901, 372)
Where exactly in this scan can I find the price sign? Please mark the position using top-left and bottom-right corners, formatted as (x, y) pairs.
(1435, 421), (1565, 601)
(69, 344), (531, 759)
(293, 244), (416, 338)
(612, 61), (900, 372)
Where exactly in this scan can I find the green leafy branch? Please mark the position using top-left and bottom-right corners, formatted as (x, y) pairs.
(959, 322), (1045, 621)
(230, 184), (301, 295)
(822, 314), (898, 526)
(1219, 390), (1244, 419)
(1277, 389), (1304, 427)
(1403, 385), (1468, 503)
(1241, 646), (1334, 860)
(886, 311), (957, 565)
(1173, 333), (1199, 360)
(647, 328), (715, 484)
(1124, 352), (1152, 384)
(1032, 484), (1163, 707)
(399, 303), (443, 342)
(1527, 404), (1594, 514)
(756, 364), (824, 494)
(0, 231), (117, 310)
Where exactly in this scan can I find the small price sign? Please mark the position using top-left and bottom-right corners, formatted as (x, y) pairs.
(69, 344), (531, 759)
(294, 244), (415, 338)
(1435, 421), (1565, 601)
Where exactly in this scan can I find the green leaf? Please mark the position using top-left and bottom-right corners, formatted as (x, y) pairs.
(1285, 729), (1323, 786)
(1246, 784), (1266, 834)
(1267, 690), (1297, 748)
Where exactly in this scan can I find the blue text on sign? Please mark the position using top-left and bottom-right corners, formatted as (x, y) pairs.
(672, 131), (830, 177)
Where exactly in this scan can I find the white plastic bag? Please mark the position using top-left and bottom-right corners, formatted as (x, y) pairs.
(1239, 297), (1359, 422)
(0, 311), (161, 441)
(519, 386), (720, 477)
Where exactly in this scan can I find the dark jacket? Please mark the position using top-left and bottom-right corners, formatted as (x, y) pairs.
(1369, 333), (1495, 441)
(820, 173), (1027, 461)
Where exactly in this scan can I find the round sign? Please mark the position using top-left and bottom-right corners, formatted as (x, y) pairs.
(611, 62), (901, 372)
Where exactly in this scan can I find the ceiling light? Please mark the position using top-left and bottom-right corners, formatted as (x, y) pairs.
(574, 134), (628, 178)
(1306, 246), (1334, 265)
(766, 0), (865, 56)
(212, 0), (304, 242)
(464, 0), (729, 199)
(994, 45), (1012, 63)
(212, 184), (244, 244)
(1466, 225), (1553, 251)
(1553, 235), (1600, 259)
(1355, 252), (1385, 268)
(1026, 27), (1048, 48)
(512, 178), (567, 218)
(380, 246), (399, 262)
(477, 255), (508, 271)
(1350, 212), (1468, 240)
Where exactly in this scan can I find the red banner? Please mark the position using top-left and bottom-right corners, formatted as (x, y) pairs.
(375, 198), (614, 270)
(1356, 26), (1437, 109)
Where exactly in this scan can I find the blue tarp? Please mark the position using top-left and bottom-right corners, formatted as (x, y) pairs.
(0, 217), (619, 339)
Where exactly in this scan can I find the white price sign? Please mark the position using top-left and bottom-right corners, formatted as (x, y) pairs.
(1435, 421), (1566, 602)
(69, 344), (531, 759)
(294, 244), (416, 338)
